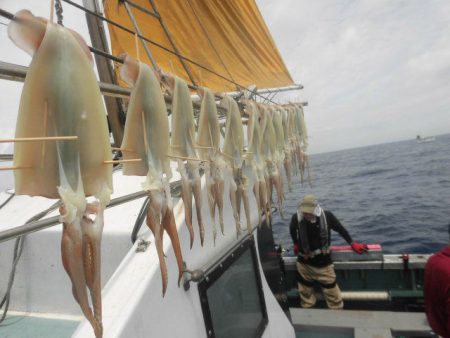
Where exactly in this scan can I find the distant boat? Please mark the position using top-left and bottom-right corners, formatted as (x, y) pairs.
(416, 135), (435, 143)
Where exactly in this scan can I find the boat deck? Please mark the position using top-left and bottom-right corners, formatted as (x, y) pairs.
(1, 312), (80, 338)
(291, 308), (434, 338)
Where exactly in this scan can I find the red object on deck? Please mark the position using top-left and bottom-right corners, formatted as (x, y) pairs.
(330, 244), (381, 251)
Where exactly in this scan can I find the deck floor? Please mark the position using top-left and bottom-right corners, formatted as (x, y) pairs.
(0, 314), (79, 338)
(291, 308), (434, 338)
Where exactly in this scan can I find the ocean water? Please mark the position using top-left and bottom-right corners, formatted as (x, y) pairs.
(272, 133), (450, 255)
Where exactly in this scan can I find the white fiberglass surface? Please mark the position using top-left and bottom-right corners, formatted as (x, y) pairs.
(72, 169), (294, 338)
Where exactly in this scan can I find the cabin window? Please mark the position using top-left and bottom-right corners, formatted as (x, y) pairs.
(198, 237), (268, 338)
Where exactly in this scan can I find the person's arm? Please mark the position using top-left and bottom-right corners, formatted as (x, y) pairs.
(289, 214), (299, 253)
(326, 211), (353, 244)
(326, 210), (368, 253)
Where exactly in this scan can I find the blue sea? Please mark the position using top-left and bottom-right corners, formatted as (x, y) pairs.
(273, 133), (450, 255)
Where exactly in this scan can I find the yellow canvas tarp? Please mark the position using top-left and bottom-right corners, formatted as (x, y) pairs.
(104, 0), (294, 92)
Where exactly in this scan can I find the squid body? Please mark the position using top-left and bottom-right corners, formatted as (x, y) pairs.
(120, 55), (184, 296)
(9, 10), (112, 338)
(271, 107), (286, 217)
(281, 107), (293, 192)
(197, 87), (225, 243)
(245, 100), (267, 226)
(167, 75), (204, 247)
(221, 95), (251, 237)
(261, 106), (284, 219)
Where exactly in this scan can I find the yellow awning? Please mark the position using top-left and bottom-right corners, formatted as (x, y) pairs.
(104, 0), (294, 92)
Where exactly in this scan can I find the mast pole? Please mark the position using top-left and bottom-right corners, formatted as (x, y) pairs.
(82, 0), (125, 146)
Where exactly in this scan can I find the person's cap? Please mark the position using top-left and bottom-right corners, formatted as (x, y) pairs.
(299, 195), (318, 214)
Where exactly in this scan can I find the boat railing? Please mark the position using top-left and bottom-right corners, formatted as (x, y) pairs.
(0, 180), (183, 244)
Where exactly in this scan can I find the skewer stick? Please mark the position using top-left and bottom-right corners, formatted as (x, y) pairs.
(0, 136), (78, 143)
(41, 101), (49, 168)
(103, 158), (142, 164)
(220, 151), (234, 160)
(135, 33), (140, 61)
(111, 147), (135, 153)
(167, 154), (205, 162)
(194, 145), (214, 149)
(0, 166), (31, 171)
(141, 111), (149, 151)
(50, 0), (55, 23)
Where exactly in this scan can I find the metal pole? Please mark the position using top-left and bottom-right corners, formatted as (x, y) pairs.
(124, 0), (159, 19)
(0, 189), (157, 244)
(147, 0), (197, 86)
(0, 61), (132, 98)
(123, 1), (158, 70)
(256, 84), (303, 96)
(0, 61), (229, 113)
(83, 0), (125, 147)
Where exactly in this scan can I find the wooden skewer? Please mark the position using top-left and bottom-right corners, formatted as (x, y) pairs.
(50, 0), (55, 23)
(0, 136), (78, 143)
(141, 112), (149, 151)
(41, 101), (49, 169)
(135, 33), (140, 61)
(0, 166), (31, 171)
(103, 158), (142, 164)
(111, 147), (135, 153)
(220, 151), (234, 160)
(194, 145), (214, 149)
(167, 154), (205, 162)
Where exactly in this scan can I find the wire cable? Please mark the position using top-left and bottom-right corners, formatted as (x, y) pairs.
(0, 193), (14, 210)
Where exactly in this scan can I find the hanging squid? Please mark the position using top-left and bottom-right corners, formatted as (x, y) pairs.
(243, 100), (267, 226)
(196, 87), (225, 244)
(256, 104), (272, 223)
(263, 106), (284, 219)
(119, 55), (184, 296)
(272, 106), (286, 217)
(9, 10), (113, 337)
(163, 75), (204, 247)
(286, 105), (299, 177)
(220, 95), (251, 237)
(295, 104), (311, 186)
(280, 107), (293, 192)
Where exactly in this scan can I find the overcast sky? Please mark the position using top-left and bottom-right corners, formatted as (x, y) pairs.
(0, 1), (449, 154)
(257, 0), (450, 153)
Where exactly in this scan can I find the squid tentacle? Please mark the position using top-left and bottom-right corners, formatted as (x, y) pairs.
(162, 178), (184, 286)
(61, 213), (99, 336)
(178, 161), (194, 248)
(146, 191), (168, 296)
(81, 201), (104, 337)
(229, 174), (241, 238)
(205, 164), (218, 244)
(188, 161), (205, 246)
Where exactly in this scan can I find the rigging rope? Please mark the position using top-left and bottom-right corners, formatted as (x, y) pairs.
(55, 0), (64, 26)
